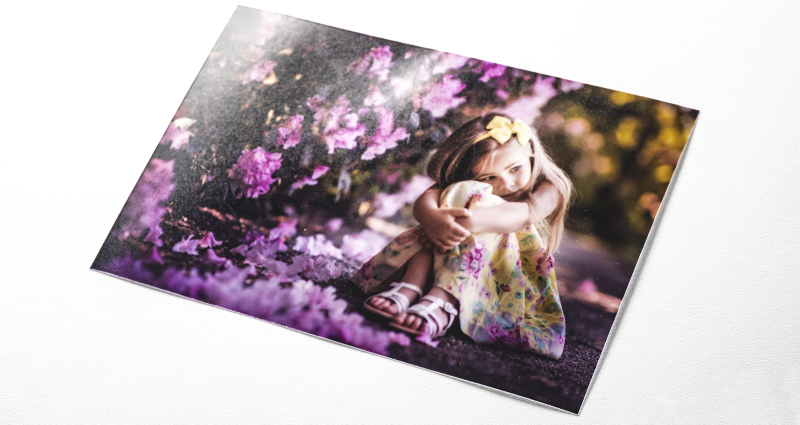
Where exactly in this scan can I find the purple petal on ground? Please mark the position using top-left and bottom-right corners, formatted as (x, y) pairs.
(227, 147), (282, 199)
(198, 232), (223, 248)
(270, 219), (297, 240)
(341, 229), (390, 264)
(416, 329), (441, 348)
(290, 176), (318, 191)
(311, 165), (329, 180)
(241, 59), (277, 84)
(230, 244), (249, 255)
(115, 158), (175, 246)
(202, 249), (232, 268)
(173, 235), (200, 255)
(292, 234), (343, 259)
(276, 114), (304, 149)
(159, 118), (196, 150)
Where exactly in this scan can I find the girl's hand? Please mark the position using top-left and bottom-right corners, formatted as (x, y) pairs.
(418, 208), (472, 252)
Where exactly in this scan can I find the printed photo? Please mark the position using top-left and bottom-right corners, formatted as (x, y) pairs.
(92, 6), (697, 413)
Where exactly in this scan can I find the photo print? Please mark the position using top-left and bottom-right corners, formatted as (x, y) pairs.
(92, 6), (697, 413)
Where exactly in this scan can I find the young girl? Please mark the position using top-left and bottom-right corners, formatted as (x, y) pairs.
(352, 113), (572, 359)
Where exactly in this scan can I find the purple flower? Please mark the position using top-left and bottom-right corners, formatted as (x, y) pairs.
(475, 61), (507, 83)
(198, 232), (223, 248)
(348, 45), (393, 82)
(431, 52), (469, 74)
(363, 86), (386, 107)
(312, 165), (329, 180)
(241, 59), (277, 84)
(307, 95), (367, 154)
(359, 107), (408, 160)
(560, 79), (584, 92)
(371, 175), (434, 218)
(227, 147), (282, 198)
(422, 75), (466, 118)
(115, 158), (175, 246)
(275, 114), (304, 149)
(159, 118), (195, 150)
(501, 76), (558, 123)
(173, 235), (200, 255)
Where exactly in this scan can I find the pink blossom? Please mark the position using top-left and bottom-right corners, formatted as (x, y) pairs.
(227, 147), (282, 198)
(360, 107), (408, 160)
(241, 59), (277, 84)
(422, 75), (466, 118)
(275, 114), (304, 149)
(432, 52), (470, 74)
(159, 118), (195, 150)
(115, 158), (175, 246)
(347, 45), (393, 82)
(173, 235), (200, 255)
(532, 75), (558, 101)
(198, 232), (223, 248)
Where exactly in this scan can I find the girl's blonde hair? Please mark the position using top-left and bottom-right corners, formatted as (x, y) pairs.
(426, 112), (572, 253)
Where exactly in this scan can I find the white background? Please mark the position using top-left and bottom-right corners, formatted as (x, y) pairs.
(2, 0), (799, 422)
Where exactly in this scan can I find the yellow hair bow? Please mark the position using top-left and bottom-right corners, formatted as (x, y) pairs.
(473, 116), (532, 146)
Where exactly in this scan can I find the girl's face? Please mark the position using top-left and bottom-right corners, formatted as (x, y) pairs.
(471, 141), (533, 198)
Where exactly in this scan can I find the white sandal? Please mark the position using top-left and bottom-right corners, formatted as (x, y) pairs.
(390, 295), (458, 338)
(363, 282), (423, 319)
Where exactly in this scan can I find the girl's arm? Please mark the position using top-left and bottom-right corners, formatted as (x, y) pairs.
(457, 182), (559, 234)
(413, 185), (472, 251)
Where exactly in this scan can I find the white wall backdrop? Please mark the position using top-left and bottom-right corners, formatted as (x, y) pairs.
(1, 0), (798, 422)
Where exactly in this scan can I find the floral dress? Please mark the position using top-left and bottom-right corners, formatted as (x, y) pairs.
(352, 181), (565, 359)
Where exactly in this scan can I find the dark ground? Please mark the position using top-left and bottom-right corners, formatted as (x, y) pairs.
(307, 227), (632, 413)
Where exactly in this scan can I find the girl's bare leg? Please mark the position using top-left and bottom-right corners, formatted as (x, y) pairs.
(392, 286), (458, 333)
(366, 248), (433, 316)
